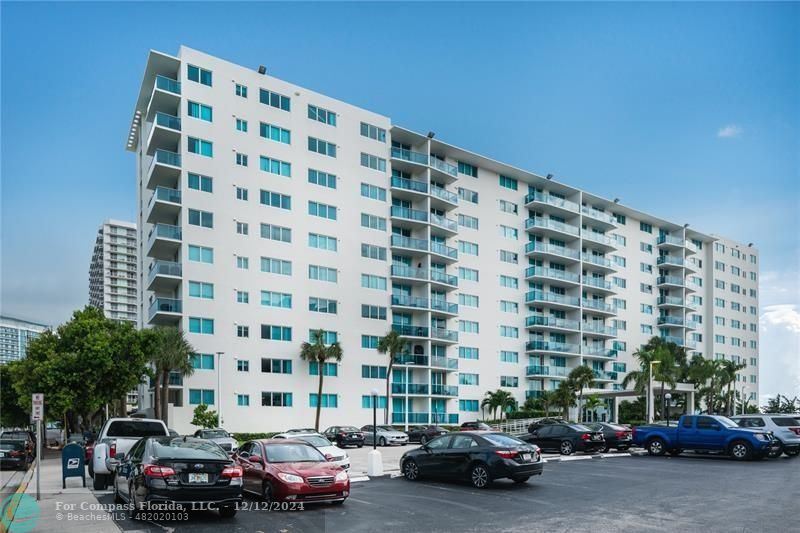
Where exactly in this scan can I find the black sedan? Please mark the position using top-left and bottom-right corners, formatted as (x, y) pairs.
(527, 418), (567, 434)
(523, 423), (605, 455)
(0, 440), (28, 470)
(323, 426), (365, 448)
(113, 436), (242, 518)
(406, 425), (448, 444)
(459, 422), (493, 431)
(400, 432), (543, 488)
(585, 422), (633, 452)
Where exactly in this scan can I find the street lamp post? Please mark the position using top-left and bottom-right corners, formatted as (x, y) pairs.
(664, 393), (672, 427)
(216, 351), (224, 427)
(366, 389), (383, 476)
(648, 360), (661, 424)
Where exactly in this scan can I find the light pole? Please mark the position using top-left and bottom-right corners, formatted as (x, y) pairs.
(366, 389), (383, 476)
(648, 360), (661, 424)
(216, 351), (224, 427)
(664, 393), (672, 427)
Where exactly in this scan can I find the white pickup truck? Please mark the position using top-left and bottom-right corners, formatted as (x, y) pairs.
(89, 418), (169, 490)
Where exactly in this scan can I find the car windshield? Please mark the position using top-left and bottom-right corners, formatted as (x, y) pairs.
(151, 438), (229, 460)
(295, 435), (332, 448)
(107, 421), (166, 437)
(771, 417), (800, 427)
(0, 441), (24, 451)
(714, 416), (739, 428)
(481, 433), (525, 447)
(431, 426), (446, 432)
(377, 426), (395, 432)
(1, 432), (29, 441)
(203, 430), (230, 438)
(264, 443), (326, 463)
(340, 427), (360, 432)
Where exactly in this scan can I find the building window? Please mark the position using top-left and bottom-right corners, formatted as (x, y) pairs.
(640, 243), (653, 254)
(500, 301), (518, 314)
(236, 325), (249, 338)
(362, 365), (387, 379)
(259, 156), (291, 177)
(459, 347), (479, 359)
(188, 209), (213, 228)
(189, 389), (215, 405)
(500, 225), (518, 240)
(188, 317), (214, 335)
(360, 153), (386, 172)
(260, 122), (291, 144)
(308, 264), (338, 283)
(500, 376), (519, 388)
(613, 255), (626, 267)
(261, 358), (293, 374)
(458, 240), (479, 255)
(458, 267), (479, 282)
(235, 83), (247, 97)
(499, 175), (518, 190)
(188, 173), (213, 193)
(361, 243), (387, 261)
(361, 335), (379, 349)
(308, 201), (337, 221)
(361, 305), (387, 320)
(641, 304), (653, 315)
(187, 64), (212, 86)
(236, 187), (248, 201)
(236, 394), (250, 407)
(258, 323), (291, 341)
(236, 221), (249, 235)
(500, 351), (519, 363)
(459, 373), (479, 386)
(309, 233), (338, 251)
(458, 214), (479, 230)
(309, 394), (338, 408)
(361, 274), (387, 290)
(458, 161), (478, 177)
(308, 104), (336, 125)
(188, 281), (214, 299)
(640, 222), (652, 234)
(259, 88), (291, 111)
(500, 326), (519, 338)
(187, 137), (213, 157)
(260, 223), (291, 243)
(190, 353), (215, 370)
(500, 275), (518, 289)
(459, 400), (479, 412)
(459, 294), (479, 307)
(613, 213), (626, 224)
(640, 263), (653, 274)
(259, 190), (291, 210)
(499, 200), (518, 214)
(360, 183), (387, 201)
(236, 291), (249, 304)
(308, 169), (336, 189)
(309, 297), (337, 314)
(360, 122), (386, 141)
(499, 250), (518, 264)
(459, 320), (479, 334)
(457, 187), (479, 203)
(640, 283), (652, 294)
(187, 101), (212, 122)
(261, 392), (293, 407)
(308, 137), (336, 157)
(260, 291), (292, 309)
(235, 152), (248, 166)
(641, 324), (653, 334)
(309, 362), (338, 377)
(237, 359), (249, 372)
(188, 245), (213, 264)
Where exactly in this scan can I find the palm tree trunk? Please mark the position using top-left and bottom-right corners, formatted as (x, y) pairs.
(161, 369), (170, 427)
(659, 381), (665, 421)
(578, 390), (584, 422)
(315, 367), (324, 431)
(153, 373), (162, 420)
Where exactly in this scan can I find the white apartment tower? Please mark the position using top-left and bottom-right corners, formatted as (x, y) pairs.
(128, 47), (760, 433)
(89, 219), (139, 323)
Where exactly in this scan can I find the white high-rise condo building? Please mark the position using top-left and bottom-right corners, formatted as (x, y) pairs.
(0, 316), (49, 365)
(128, 47), (760, 433)
(89, 219), (139, 323)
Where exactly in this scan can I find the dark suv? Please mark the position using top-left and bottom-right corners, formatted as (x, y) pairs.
(406, 425), (448, 444)
(523, 423), (605, 455)
(323, 426), (365, 448)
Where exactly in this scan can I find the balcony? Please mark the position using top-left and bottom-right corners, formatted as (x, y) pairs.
(148, 75), (181, 116)
(581, 206), (616, 227)
(524, 266), (580, 286)
(430, 384), (459, 397)
(429, 157), (458, 179)
(657, 255), (685, 268)
(525, 241), (581, 262)
(431, 356), (459, 370)
(582, 346), (618, 358)
(430, 328), (458, 343)
(146, 148), (181, 189)
(148, 297), (182, 325)
(391, 146), (428, 166)
(146, 112), (181, 155)
(392, 324), (429, 338)
(525, 290), (580, 309)
(656, 234), (685, 249)
(430, 213), (458, 234)
(583, 277), (614, 293)
(582, 298), (616, 315)
(657, 296), (691, 309)
(525, 217), (580, 239)
(390, 234), (428, 252)
(593, 370), (619, 381)
(146, 223), (181, 259)
(430, 299), (458, 315)
(147, 260), (182, 292)
(430, 242), (458, 262)
(391, 294), (428, 310)
(390, 176), (428, 196)
(430, 270), (458, 289)
(525, 315), (580, 332)
(656, 275), (686, 288)
(582, 253), (615, 272)
(391, 264), (428, 283)
(582, 322), (617, 338)
(430, 185), (458, 207)
(582, 231), (617, 250)
(657, 315), (688, 327)
(396, 354), (429, 366)
(526, 365), (570, 378)
(146, 186), (182, 224)
(660, 334), (685, 346)
(525, 390), (544, 399)
(525, 340), (580, 355)
(524, 191), (580, 214)
(392, 383), (430, 395)
(393, 412), (434, 424)
(390, 206), (428, 226)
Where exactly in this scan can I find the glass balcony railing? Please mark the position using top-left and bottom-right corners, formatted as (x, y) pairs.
(524, 191), (580, 213)
(391, 383), (406, 394)
(582, 346), (618, 358)
(154, 112), (181, 131)
(430, 213), (458, 232)
(526, 365), (550, 376)
(525, 217), (579, 236)
(148, 297), (182, 317)
(525, 390), (544, 399)
(430, 185), (458, 204)
(525, 340), (580, 354)
(657, 316), (685, 326)
(430, 157), (458, 177)
(430, 270), (458, 287)
(392, 383), (431, 395)
(391, 206), (428, 222)
(390, 235), (428, 251)
(525, 241), (581, 259)
(431, 356), (459, 370)
(432, 413), (460, 424)
(392, 324), (429, 338)
(583, 277), (613, 290)
(581, 206), (616, 224)
(391, 294), (428, 309)
(431, 328), (459, 342)
(430, 242), (458, 259)
(390, 176), (428, 194)
(396, 354), (429, 366)
(149, 186), (182, 207)
(155, 75), (181, 95)
(391, 264), (427, 280)
(582, 299), (615, 313)
(657, 296), (685, 306)
(660, 335), (684, 345)
(525, 291), (580, 307)
(524, 266), (580, 283)
(657, 235), (684, 246)
(593, 370), (619, 381)
(525, 315), (580, 331)
(148, 260), (182, 282)
(391, 146), (428, 165)
(149, 223), (182, 241)
(657, 275), (685, 286)
(430, 384), (458, 397)
(583, 232), (614, 246)
(657, 255), (685, 267)
(582, 254), (613, 268)
(430, 299), (458, 314)
(153, 148), (181, 167)
(582, 323), (617, 336)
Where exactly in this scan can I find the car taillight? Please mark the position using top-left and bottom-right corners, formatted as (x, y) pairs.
(9, 450), (24, 457)
(615, 431), (627, 438)
(109, 440), (116, 460)
(581, 433), (591, 441)
(221, 466), (243, 478)
(495, 450), (517, 459)
(143, 465), (176, 478)
(789, 427), (800, 436)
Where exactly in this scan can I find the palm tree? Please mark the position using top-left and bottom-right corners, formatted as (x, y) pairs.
(480, 391), (495, 421)
(717, 359), (746, 415)
(552, 381), (576, 420)
(583, 395), (603, 423)
(376, 330), (410, 425)
(493, 389), (516, 421)
(300, 329), (343, 431)
(568, 365), (596, 422)
(623, 336), (684, 419)
(150, 327), (195, 427)
(539, 390), (555, 417)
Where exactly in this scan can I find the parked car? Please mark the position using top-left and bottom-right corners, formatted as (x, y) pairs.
(0, 430), (35, 460)
(193, 428), (239, 453)
(730, 414), (800, 458)
(362, 425), (409, 446)
(45, 421), (64, 447)
(585, 422), (633, 452)
(406, 425), (449, 444)
(526, 418), (567, 434)
(322, 426), (365, 448)
(286, 428), (318, 434)
(459, 422), (493, 431)
(0, 440), (28, 470)
(91, 417), (170, 490)
(113, 436), (242, 518)
(235, 439), (349, 504)
(168, 428), (179, 437)
(273, 432), (350, 470)
(400, 432), (543, 488)
(523, 423), (605, 455)
(632, 414), (781, 460)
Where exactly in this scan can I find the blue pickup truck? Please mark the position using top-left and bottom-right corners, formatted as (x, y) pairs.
(633, 414), (781, 460)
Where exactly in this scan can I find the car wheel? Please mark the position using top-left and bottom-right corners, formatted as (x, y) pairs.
(560, 440), (574, 456)
(767, 443), (783, 459)
(357, 444), (363, 448)
(647, 438), (667, 456)
(420, 435), (428, 445)
(218, 505), (237, 518)
(92, 473), (107, 490)
(262, 481), (274, 503)
(469, 463), (492, 489)
(512, 476), (530, 484)
(784, 449), (799, 457)
(599, 444), (610, 453)
(729, 440), (753, 461)
(403, 459), (419, 481)
(379, 437), (387, 447)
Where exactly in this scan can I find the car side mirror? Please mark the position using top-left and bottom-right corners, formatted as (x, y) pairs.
(249, 455), (264, 465)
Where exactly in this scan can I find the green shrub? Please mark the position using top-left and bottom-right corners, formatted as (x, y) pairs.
(232, 432), (280, 444)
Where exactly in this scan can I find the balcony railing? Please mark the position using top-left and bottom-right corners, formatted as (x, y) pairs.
(524, 191), (580, 213)
(525, 241), (581, 259)
(525, 315), (580, 331)
(525, 291), (580, 307)
(431, 328), (459, 342)
(593, 370), (619, 381)
(430, 384), (458, 397)
(660, 335), (685, 345)
(396, 354), (429, 366)
(657, 316), (685, 326)
(391, 294), (428, 309)
(155, 75), (181, 95)
(583, 277), (613, 290)
(392, 324), (429, 338)
(524, 266), (580, 283)
(430, 299), (458, 314)
(430, 213), (458, 232)
(430, 185), (458, 204)
(148, 297), (182, 317)
(582, 299), (615, 313)
(430, 157), (458, 177)
(152, 148), (181, 167)
(657, 235), (684, 246)
(390, 176), (428, 194)
(581, 206), (616, 224)
(148, 260), (182, 282)
(390, 206), (428, 222)
(525, 340), (580, 354)
(657, 275), (685, 286)
(392, 383), (430, 395)
(430, 270), (458, 287)
(583, 232), (614, 246)
(149, 223), (182, 241)
(391, 264), (427, 280)
(582, 346), (618, 358)
(526, 390), (544, 399)
(154, 111), (181, 131)
(657, 296), (685, 306)
(390, 235), (428, 251)
(430, 356), (459, 370)
(430, 242), (458, 259)
(149, 186), (182, 207)
(391, 146), (429, 165)
(525, 217), (579, 236)
(582, 254), (613, 268)
(582, 323), (617, 336)
(526, 365), (550, 376)
(657, 255), (685, 267)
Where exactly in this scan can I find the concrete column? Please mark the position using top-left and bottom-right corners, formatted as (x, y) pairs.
(647, 386), (655, 423)
(688, 391), (695, 414)
(613, 398), (619, 423)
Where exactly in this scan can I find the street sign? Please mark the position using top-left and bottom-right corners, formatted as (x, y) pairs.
(31, 393), (43, 421)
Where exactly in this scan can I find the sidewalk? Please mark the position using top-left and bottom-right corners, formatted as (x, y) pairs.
(7, 449), (121, 533)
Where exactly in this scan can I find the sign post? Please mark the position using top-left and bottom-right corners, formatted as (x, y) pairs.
(32, 393), (43, 501)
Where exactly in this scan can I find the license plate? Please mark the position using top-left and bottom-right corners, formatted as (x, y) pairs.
(592, 436), (600, 441)
(520, 453), (531, 462)
(0, 452), (5, 457)
(188, 473), (208, 483)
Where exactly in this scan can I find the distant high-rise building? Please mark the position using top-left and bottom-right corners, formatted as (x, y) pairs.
(0, 316), (49, 364)
(89, 219), (138, 323)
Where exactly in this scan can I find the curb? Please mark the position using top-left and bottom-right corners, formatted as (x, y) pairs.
(1, 464), (36, 533)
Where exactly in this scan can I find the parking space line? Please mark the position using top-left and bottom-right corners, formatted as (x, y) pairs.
(350, 475), (370, 482)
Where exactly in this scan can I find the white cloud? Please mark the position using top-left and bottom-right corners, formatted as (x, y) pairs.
(717, 124), (743, 138)
(759, 304), (800, 403)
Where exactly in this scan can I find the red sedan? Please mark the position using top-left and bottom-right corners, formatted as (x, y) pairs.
(235, 439), (349, 504)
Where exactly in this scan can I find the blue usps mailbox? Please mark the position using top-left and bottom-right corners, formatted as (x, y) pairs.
(61, 442), (85, 488)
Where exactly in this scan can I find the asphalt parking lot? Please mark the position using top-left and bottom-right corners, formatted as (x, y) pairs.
(98, 453), (799, 533)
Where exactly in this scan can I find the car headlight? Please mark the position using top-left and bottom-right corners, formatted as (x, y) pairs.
(277, 472), (304, 483)
(335, 470), (349, 482)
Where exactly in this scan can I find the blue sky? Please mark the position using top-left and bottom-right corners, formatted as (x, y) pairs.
(1, 2), (797, 398)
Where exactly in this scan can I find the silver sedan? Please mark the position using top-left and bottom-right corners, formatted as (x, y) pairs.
(361, 425), (409, 446)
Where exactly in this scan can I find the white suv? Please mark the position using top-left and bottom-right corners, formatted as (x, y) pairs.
(273, 432), (350, 470)
(731, 414), (800, 458)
